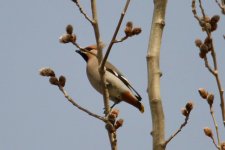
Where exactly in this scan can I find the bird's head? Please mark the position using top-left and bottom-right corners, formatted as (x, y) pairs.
(76, 45), (97, 62)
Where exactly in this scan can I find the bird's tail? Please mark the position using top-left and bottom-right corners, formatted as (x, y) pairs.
(121, 91), (144, 113)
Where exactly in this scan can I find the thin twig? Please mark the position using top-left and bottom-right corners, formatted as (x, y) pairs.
(163, 114), (190, 147)
(99, 0), (131, 71)
(113, 36), (129, 43)
(192, 0), (201, 22)
(210, 136), (220, 150)
(208, 34), (225, 126)
(204, 56), (215, 75)
(90, 1), (116, 149)
(210, 106), (221, 146)
(71, 0), (93, 24)
(192, 0), (225, 125)
(214, 0), (225, 12)
(198, 0), (206, 18)
(58, 86), (107, 122)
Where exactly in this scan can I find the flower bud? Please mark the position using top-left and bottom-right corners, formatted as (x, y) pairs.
(200, 44), (208, 53)
(111, 108), (120, 118)
(203, 16), (211, 23)
(185, 101), (194, 112)
(210, 15), (220, 24)
(221, 142), (225, 150)
(199, 51), (206, 59)
(70, 34), (77, 43)
(124, 26), (133, 36)
(39, 67), (55, 77)
(59, 75), (66, 87)
(126, 21), (133, 28)
(181, 108), (189, 117)
(210, 23), (217, 32)
(59, 34), (72, 44)
(207, 93), (214, 106)
(132, 27), (142, 35)
(203, 127), (213, 137)
(115, 119), (124, 129)
(198, 88), (208, 99)
(49, 77), (59, 86)
(66, 24), (73, 35)
(205, 23), (212, 31)
(195, 38), (202, 47)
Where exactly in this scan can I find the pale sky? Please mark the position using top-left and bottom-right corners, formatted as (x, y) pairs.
(1, 0), (225, 150)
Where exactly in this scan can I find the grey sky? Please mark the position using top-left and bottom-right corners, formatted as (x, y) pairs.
(1, 0), (225, 150)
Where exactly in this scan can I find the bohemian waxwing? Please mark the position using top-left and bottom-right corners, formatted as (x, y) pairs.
(76, 45), (144, 113)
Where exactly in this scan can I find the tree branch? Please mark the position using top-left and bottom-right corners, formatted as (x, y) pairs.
(210, 106), (221, 146)
(163, 114), (190, 147)
(71, 0), (93, 24)
(192, 0), (225, 125)
(146, 0), (167, 149)
(99, 0), (131, 71)
(58, 86), (107, 122)
(90, 1), (117, 149)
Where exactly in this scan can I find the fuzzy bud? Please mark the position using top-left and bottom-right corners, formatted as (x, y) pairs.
(185, 101), (194, 112)
(132, 27), (142, 35)
(210, 15), (220, 24)
(66, 24), (73, 35)
(198, 88), (208, 99)
(59, 75), (66, 87)
(221, 142), (225, 150)
(39, 67), (55, 77)
(205, 23), (212, 31)
(195, 38), (202, 47)
(200, 44), (208, 53)
(210, 23), (218, 32)
(207, 93), (214, 106)
(124, 26), (133, 36)
(115, 119), (124, 129)
(126, 21), (133, 28)
(203, 127), (213, 137)
(111, 108), (120, 118)
(59, 34), (72, 44)
(49, 77), (59, 86)
(199, 51), (206, 59)
(181, 108), (189, 117)
(203, 16), (211, 23)
(70, 34), (77, 43)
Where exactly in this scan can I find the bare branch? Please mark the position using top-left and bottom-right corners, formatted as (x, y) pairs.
(163, 114), (190, 147)
(214, 0), (225, 13)
(71, 0), (93, 24)
(198, 0), (206, 18)
(192, 0), (225, 125)
(210, 106), (221, 146)
(210, 136), (220, 150)
(204, 56), (215, 74)
(90, 1), (116, 149)
(113, 36), (129, 43)
(100, 0), (131, 71)
(147, 0), (167, 149)
(58, 86), (107, 122)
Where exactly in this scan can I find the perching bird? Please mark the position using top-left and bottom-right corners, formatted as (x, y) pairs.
(76, 45), (144, 113)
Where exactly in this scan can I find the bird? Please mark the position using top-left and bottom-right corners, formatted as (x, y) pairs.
(76, 45), (144, 113)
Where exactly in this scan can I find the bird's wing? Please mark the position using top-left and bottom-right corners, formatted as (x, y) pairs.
(105, 62), (142, 101)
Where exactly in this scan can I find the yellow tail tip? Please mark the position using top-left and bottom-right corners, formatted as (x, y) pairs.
(140, 104), (144, 113)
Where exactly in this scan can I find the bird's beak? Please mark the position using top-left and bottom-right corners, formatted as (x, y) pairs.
(76, 50), (88, 62)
